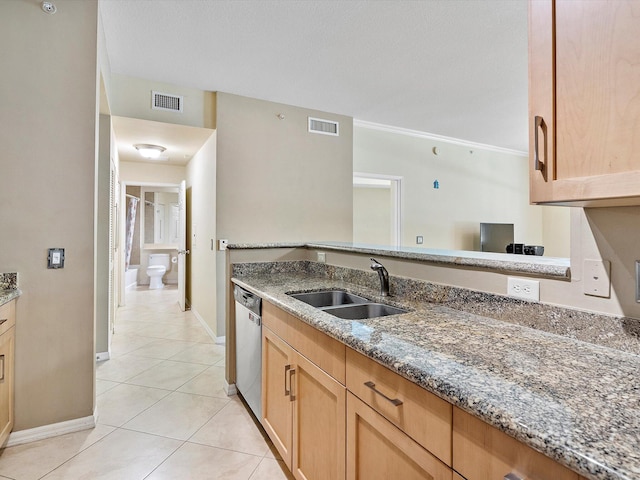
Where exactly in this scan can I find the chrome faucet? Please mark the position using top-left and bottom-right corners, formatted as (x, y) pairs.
(370, 258), (390, 297)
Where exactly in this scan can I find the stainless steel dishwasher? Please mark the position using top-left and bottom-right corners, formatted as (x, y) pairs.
(234, 285), (262, 419)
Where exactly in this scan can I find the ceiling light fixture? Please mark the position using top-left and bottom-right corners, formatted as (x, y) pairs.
(134, 144), (166, 159)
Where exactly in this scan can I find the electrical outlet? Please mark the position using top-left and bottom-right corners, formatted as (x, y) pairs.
(507, 277), (540, 301)
(317, 252), (326, 263)
(218, 239), (228, 251)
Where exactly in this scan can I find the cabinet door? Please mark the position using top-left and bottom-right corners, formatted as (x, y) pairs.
(0, 327), (15, 446)
(292, 350), (346, 480)
(453, 407), (578, 480)
(529, 0), (640, 205)
(347, 393), (451, 480)
(262, 327), (293, 468)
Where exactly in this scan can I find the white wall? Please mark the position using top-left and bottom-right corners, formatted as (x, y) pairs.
(186, 134), (218, 335)
(216, 93), (354, 336)
(0, 0), (98, 431)
(110, 74), (216, 129)
(353, 124), (570, 256)
(353, 186), (393, 245)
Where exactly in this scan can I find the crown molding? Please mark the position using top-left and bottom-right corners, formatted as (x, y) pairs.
(353, 119), (528, 157)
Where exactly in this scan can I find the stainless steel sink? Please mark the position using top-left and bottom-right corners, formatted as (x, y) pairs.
(323, 303), (407, 320)
(288, 290), (370, 308)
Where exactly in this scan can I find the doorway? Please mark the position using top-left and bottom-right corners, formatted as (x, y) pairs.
(353, 173), (403, 247)
(119, 181), (187, 312)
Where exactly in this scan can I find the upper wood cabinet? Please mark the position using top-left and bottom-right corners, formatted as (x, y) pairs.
(529, 0), (640, 206)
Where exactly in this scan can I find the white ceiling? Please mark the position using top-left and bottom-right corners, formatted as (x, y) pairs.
(99, 0), (529, 153)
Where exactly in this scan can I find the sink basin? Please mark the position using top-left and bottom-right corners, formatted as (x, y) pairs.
(288, 290), (370, 308)
(323, 303), (407, 320)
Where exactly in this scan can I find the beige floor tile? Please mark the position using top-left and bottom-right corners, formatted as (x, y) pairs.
(128, 338), (195, 360)
(40, 429), (181, 480)
(190, 396), (269, 456)
(96, 355), (163, 383)
(123, 392), (229, 440)
(177, 365), (228, 398)
(0, 425), (115, 480)
(97, 384), (171, 427)
(132, 323), (185, 340)
(95, 379), (119, 396)
(146, 442), (261, 480)
(249, 458), (295, 480)
(169, 343), (225, 365)
(125, 360), (207, 390)
(109, 333), (157, 357)
(163, 325), (215, 343)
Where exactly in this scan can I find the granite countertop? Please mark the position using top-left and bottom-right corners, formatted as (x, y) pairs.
(227, 241), (572, 279)
(0, 273), (20, 306)
(232, 270), (640, 480)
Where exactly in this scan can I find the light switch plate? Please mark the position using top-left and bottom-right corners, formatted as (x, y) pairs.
(47, 248), (65, 269)
(583, 259), (611, 298)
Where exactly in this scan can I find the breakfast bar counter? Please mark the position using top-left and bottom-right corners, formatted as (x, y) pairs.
(232, 265), (640, 480)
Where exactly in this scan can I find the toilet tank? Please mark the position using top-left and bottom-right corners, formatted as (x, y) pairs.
(148, 253), (170, 269)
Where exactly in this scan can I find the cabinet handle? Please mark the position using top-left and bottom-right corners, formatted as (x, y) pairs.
(504, 474), (523, 480)
(284, 364), (291, 396)
(533, 115), (545, 172)
(0, 354), (4, 381)
(288, 368), (296, 402)
(364, 381), (403, 406)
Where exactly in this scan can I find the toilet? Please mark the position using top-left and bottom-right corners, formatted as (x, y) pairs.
(146, 253), (170, 289)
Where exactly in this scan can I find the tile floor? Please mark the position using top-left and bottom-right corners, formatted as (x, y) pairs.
(0, 286), (293, 480)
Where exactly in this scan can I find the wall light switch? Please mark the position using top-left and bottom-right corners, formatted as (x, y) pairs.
(583, 259), (611, 298)
(47, 248), (65, 269)
(416, 236), (424, 244)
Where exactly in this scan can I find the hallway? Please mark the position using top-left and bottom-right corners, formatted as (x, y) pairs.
(0, 287), (291, 479)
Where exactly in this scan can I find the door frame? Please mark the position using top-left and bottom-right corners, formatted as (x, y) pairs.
(353, 172), (403, 247)
(118, 181), (184, 307)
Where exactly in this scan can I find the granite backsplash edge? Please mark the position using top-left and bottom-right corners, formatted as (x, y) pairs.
(232, 260), (640, 356)
(0, 273), (18, 290)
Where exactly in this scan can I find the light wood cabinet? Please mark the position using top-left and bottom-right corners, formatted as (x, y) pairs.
(347, 393), (452, 480)
(529, 0), (640, 206)
(346, 348), (452, 466)
(0, 300), (16, 446)
(453, 407), (579, 480)
(262, 302), (346, 480)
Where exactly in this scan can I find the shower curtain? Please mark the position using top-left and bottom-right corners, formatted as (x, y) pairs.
(125, 196), (139, 270)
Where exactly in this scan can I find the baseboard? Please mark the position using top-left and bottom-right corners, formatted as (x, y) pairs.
(191, 307), (217, 342)
(224, 380), (237, 396)
(6, 411), (97, 447)
(95, 351), (110, 362)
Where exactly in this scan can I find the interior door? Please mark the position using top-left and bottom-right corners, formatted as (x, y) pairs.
(178, 180), (187, 311)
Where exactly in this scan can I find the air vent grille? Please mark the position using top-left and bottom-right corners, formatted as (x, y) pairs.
(308, 117), (339, 136)
(152, 91), (184, 113)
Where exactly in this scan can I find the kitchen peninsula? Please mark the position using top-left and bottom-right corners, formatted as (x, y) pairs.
(226, 244), (639, 480)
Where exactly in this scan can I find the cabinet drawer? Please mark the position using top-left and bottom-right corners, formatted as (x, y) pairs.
(347, 392), (452, 480)
(0, 301), (16, 337)
(453, 407), (579, 480)
(263, 301), (346, 384)
(346, 348), (452, 466)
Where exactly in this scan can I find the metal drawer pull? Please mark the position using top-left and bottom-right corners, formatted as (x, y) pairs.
(284, 364), (291, 396)
(534, 115), (545, 172)
(288, 368), (296, 402)
(0, 355), (4, 381)
(0, 319), (7, 326)
(504, 474), (523, 480)
(364, 381), (403, 406)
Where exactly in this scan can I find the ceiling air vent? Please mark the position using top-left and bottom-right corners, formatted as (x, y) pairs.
(308, 117), (339, 136)
(151, 91), (184, 113)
